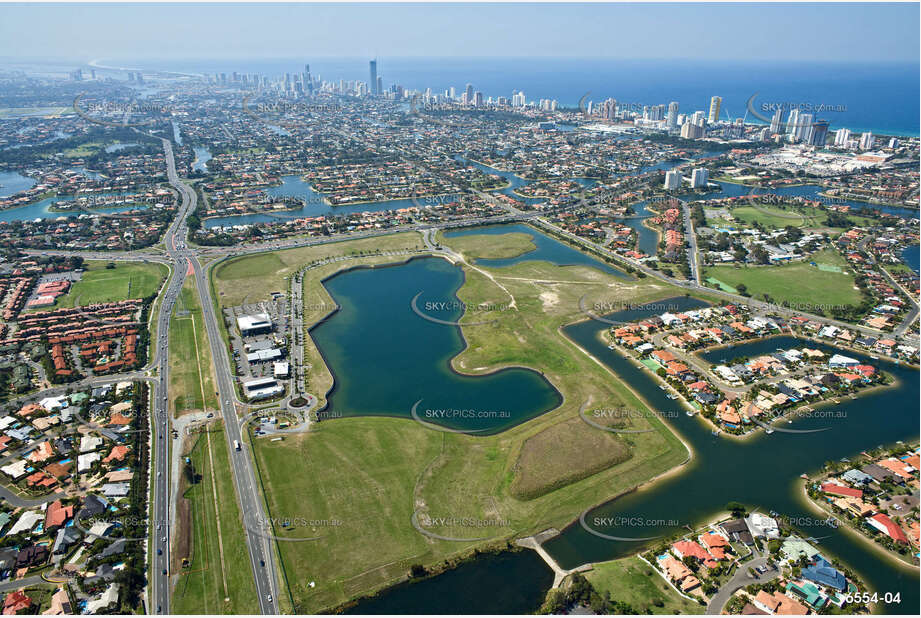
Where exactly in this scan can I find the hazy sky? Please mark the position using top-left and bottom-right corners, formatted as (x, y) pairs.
(1, 2), (918, 63)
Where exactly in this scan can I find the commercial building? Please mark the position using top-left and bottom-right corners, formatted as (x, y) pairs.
(237, 313), (273, 337)
(246, 348), (282, 363)
(242, 377), (284, 400)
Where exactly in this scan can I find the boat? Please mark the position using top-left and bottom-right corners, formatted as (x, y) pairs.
(686, 410), (695, 416)
(658, 385), (667, 390)
(765, 428), (774, 434)
(666, 394), (677, 399)
(711, 429), (720, 436)
(800, 473), (809, 479)
(870, 355), (879, 360)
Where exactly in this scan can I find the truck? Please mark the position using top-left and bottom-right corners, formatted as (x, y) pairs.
(234, 440), (241, 451)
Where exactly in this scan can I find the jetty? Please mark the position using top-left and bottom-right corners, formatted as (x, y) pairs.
(516, 529), (593, 588)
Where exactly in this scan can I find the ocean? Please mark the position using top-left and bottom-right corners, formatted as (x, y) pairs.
(118, 57), (921, 136)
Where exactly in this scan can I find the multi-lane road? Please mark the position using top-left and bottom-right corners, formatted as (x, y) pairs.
(154, 138), (280, 614)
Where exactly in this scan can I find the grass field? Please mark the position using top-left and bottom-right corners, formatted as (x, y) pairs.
(168, 278), (219, 416)
(248, 229), (693, 612)
(585, 556), (703, 614)
(435, 230), (536, 260)
(726, 204), (877, 231)
(212, 232), (423, 306)
(54, 260), (168, 307)
(172, 426), (260, 614)
(702, 249), (864, 308)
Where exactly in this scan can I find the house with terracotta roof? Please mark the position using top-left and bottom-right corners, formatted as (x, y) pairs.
(868, 513), (908, 544)
(752, 589), (809, 615)
(820, 482), (863, 499)
(876, 457), (915, 481)
(44, 499), (74, 530)
(671, 539), (712, 562)
(103, 445), (130, 463)
(2, 589), (32, 615)
(27, 440), (55, 463)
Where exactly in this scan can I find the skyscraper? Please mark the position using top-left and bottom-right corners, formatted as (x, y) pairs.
(859, 132), (875, 150)
(465, 83), (474, 103)
(786, 109), (800, 136)
(691, 168), (709, 188)
(796, 113), (813, 142)
(708, 96), (722, 123)
(810, 121), (829, 147)
(666, 102), (679, 130)
(834, 128), (851, 147)
(369, 60), (377, 95)
(664, 170), (682, 190)
(769, 108), (783, 134)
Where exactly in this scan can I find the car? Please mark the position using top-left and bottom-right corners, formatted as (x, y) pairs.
(260, 559), (265, 566)
(267, 595), (272, 603)
(157, 548), (162, 555)
(161, 536), (166, 543)
(162, 569), (167, 575)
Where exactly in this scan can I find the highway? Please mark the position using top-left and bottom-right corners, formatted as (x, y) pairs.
(158, 138), (280, 614)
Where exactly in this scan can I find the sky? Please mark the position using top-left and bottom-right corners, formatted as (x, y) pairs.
(0, 2), (918, 63)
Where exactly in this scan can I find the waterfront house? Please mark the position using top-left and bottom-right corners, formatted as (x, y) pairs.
(868, 513), (909, 544)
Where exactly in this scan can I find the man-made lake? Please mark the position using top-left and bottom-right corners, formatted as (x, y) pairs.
(311, 257), (562, 433)
(443, 222), (628, 278)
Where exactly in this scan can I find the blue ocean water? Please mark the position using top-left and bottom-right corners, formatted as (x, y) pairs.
(123, 57), (920, 136)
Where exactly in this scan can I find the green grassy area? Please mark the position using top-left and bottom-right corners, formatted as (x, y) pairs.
(726, 204), (877, 231)
(62, 141), (105, 158)
(702, 249), (864, 308)
(212, 232), (423, 306)
(248, 231), (692, 612)
(435, 230), (536, 260)
(172, 426), (260, 614)
(585, 556), (703, 614)
(168, 278), (219, 416)
(730, 204), (807, 228)
(53, 260), (168, 307)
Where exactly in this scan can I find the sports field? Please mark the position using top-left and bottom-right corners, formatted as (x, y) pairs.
(55, 260), (168, 307)
(702, 249), (864, 308)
